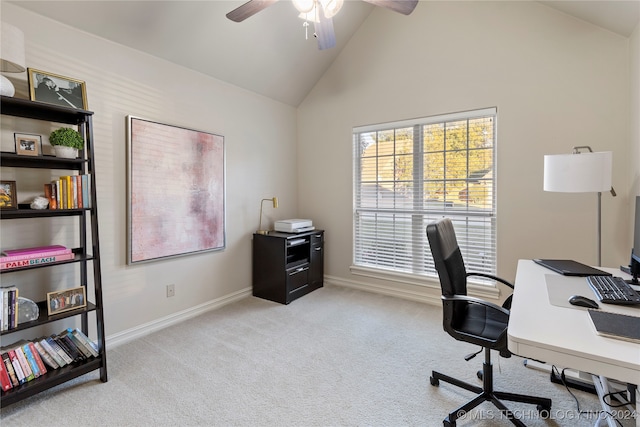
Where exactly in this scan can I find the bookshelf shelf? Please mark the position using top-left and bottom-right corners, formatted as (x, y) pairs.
(0, 95), (107, 406)
(0, 302), (98, 336)
(0, 357), (103, 407)
(0, 151), (86, 170)
(0, 207), (88, 219)
(0, 251), (94, 274)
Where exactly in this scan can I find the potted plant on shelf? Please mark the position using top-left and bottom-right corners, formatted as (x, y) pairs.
(49, 127), (84, 159)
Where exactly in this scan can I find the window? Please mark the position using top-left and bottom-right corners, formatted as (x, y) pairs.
(353, 108), (497, 281)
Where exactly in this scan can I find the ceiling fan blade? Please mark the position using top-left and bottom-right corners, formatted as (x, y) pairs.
(226, 0), (279, 22)
(315, 3), (336, 50)
(362, 0), (418, 15)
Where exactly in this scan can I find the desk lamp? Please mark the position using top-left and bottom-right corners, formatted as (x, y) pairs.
(544, 146), (615, 266)
(257, 197), (278, 235)
(0, 22), (26, 97)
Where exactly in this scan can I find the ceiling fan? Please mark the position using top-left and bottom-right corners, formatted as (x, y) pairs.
(226, 0), (418, 50)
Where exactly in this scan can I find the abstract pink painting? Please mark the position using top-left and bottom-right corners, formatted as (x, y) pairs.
(127, 117), (225, 264)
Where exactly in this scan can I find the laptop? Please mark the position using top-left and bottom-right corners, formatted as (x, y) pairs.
(588, 309), (640, 344)
(533, 259), (611, 277)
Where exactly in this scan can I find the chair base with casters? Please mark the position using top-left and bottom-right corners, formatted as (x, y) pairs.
(426, 218), (552, 427)
(430, 348), (552, 427)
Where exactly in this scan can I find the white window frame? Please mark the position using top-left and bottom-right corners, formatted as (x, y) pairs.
(352, 107), (497, 284)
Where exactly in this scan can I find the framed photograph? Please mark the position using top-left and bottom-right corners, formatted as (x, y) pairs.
(14, 133), (42, 157)
(27, 68), (88, 110)
(0, 181), (18, 210)
(47, 286), (86, 316)
(127, 116), (225, 264)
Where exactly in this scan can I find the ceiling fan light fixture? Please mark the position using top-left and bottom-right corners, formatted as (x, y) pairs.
(293, 0), (315, 13)
(320, 0), (344, 18)
(297, 0), (343, 22)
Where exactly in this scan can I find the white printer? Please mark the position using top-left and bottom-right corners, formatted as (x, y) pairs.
(274, 219), (314, 233)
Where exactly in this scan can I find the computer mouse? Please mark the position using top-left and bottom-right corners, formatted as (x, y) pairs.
(568, 295), (599, 309)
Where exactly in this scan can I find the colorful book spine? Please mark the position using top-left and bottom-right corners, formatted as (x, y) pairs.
(46, 337), (73, 365)
(39, 338), (66, 368)
(28, 342), (47, 375)
(0, 287), (16, 331)
(81, 175), (89, 209)
(76, 175), (83, 209)
(1, 352), (18, 388)
(33, 340), (58, 370)
(66, 176), (73, 209)
(54, 179), (61, 209)
(6, 288), (17, 330)
(60, 177), (67, 209)
(21, 344), (41, 378)
(2, 245), (68, 257)
(70, 328), (99, 357)
(0, 253), (75, 270)
(0, 247), (71, 262)
(13, 347), (34, 382)
(0, 355), (12, 391)
(7, 350), (25, 385)
(65, 331), (93, 359)
(48, 182), (57, 209)
(55, 334), (84, 362)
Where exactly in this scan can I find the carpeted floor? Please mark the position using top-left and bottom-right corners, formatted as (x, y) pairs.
(0, 285), (635, 426)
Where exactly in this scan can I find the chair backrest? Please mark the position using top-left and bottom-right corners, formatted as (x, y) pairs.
(426, 218), (467, 297)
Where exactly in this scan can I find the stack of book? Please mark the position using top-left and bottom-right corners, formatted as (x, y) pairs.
(0, 286), (18, 332)
(0, 245), (73, 271)
(0, 328), (99, 392)
(44, 174), (91, 210)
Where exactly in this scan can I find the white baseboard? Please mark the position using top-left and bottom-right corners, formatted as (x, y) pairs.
(106, 287), (252, 349)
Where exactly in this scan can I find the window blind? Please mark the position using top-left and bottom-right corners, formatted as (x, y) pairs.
(353, 108), (497, 281)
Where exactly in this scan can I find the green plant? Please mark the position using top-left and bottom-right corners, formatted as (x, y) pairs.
(49, 127), (84, 149)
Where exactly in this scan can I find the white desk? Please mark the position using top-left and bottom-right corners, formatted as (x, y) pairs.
(508, 260), (640, 426)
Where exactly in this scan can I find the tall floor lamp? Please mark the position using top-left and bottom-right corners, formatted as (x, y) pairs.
(543, 146), (615, 266)
(257, 197), (278, 235)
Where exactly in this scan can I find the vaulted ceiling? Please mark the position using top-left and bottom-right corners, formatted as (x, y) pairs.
(7, 1), (640, 107)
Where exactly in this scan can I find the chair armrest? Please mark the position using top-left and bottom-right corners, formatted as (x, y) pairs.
(467, 272), (514, 289)
(442, 294), (510, 316)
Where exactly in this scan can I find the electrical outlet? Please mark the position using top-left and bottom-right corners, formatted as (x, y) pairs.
(166, 284), (175, 298)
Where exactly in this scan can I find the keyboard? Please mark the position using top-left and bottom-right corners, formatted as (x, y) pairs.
(587, 275), (640, 305)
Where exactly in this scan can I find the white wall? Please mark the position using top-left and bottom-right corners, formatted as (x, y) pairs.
(297, 1), (632, 300)
(631, 23), (640, 209)
(2, 1), (636, 341)
(1, 3), (298, 341)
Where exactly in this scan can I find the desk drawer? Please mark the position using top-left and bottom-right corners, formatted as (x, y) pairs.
(287, 264), (309, 297)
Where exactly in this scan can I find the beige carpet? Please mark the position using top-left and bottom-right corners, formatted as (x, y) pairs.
(0, 285), (635, 426)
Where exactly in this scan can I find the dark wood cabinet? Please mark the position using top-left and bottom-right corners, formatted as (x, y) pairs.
(0, 96), (107, 407)
(252, 230), (324, 304)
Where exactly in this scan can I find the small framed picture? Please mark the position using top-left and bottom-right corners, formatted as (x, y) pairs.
(47, 286), (87, 316)
(27, 68), (88, 110)
(14, 133), (42, 157)
(0, 181), (18, 210)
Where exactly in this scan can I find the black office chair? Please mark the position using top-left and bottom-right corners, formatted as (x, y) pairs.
(426, 218), (551, 427)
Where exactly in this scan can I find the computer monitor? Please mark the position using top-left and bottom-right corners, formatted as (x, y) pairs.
(630, 195), (640, 284)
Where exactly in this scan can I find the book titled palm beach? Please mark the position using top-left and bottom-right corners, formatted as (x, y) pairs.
(0, 245), (73, 271)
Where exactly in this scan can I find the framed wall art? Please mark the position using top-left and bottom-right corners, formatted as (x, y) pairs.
(14, 133), (42, 156)
(47, 286), (86, 316)
(127, 116), (225, 264)
(0, 181), (18, 210)
(27, 68), (88, 109)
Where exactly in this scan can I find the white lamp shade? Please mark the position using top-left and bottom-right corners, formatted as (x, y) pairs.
(544, 151), (612, 193)
(1, 22), (26, 73)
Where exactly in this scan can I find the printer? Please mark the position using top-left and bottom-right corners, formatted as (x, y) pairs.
(274, 219), (314, 233)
